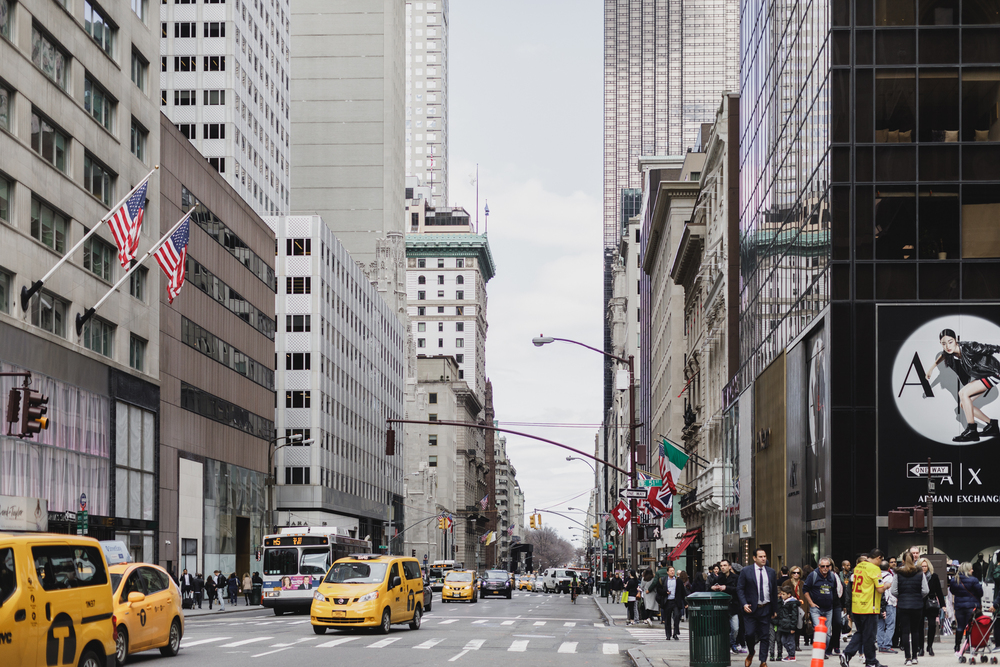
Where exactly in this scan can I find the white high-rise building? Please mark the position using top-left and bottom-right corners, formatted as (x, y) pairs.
(405, 0), (447, 207)
(160, 0), (291, 218)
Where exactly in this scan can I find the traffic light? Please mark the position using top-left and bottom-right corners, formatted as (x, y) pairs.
(5, 389), (20, 435)
(412, 549), (417, 557)
(438, 518), (446, 530)
(535, 513), (541, 528)
(19, 390), (48, 438)
(529, 514), (536, 529)
(592, 524), (600, 540)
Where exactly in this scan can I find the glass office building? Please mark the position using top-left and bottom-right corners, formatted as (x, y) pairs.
(734, 0), (1000, 567)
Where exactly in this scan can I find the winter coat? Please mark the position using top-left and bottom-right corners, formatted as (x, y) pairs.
(938, 341), (1000, 384)
(243, 575), (252, 591)
(192, 576), (204, 594)
(925, 571), (946, 610)
(777, 597), (800, 633)
(205, 576), (217, 595)
(625, 575), (640, 596)
(640, 577), (659, 612)
(227, 576), (239, 595)
(949, 574), (983, 612)
(610, 576), (623, 592)
(891, 569), (929, 610)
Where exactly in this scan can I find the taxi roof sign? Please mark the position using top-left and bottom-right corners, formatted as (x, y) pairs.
(347, 553), (384, 560)
(100, 540), (133, 565)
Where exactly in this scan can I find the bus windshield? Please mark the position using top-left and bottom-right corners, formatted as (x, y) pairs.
(445, 571), (473, 582)
(300, 548), (330, 575)
(324, 562), (388, 584)
(264, 548), (298, 576)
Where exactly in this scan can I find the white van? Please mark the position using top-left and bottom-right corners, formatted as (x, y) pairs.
(540, 567), (576, 593)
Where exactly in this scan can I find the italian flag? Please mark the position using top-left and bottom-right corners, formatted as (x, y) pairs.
(659, 438), (689, 494)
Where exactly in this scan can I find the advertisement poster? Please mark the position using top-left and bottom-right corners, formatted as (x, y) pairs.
(275, 575), (315, 590)
(0, 495), (48, 532)
(806, 330), (828, 523)
(878, 305), (1000, 517)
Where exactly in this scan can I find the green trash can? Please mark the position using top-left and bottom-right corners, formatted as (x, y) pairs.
(687, 592), (732, 667)
(251, 583), (263, 605)
(599, 581), (608, 599)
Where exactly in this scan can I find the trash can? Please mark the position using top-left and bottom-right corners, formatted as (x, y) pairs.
(687, 592), (732, 667)
(598, 581), (608, 599)
(251, 583), (263, 605)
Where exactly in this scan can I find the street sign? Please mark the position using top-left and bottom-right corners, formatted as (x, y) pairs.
(906, 462), (952, 478)
(79, 493), (87, 511)
(621, 489), (649, 499)
(638, 479), (662, 487)
(76, 509), (88, 536)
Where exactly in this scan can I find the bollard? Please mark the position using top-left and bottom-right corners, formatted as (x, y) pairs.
(811, 616), (828, 667)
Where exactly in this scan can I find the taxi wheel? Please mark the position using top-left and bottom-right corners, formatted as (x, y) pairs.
(409, 605), (422, 630)
(159, 618), (182, 657)
(115, 626), (130, 666)
(79, 650), (102, 667)
(313, 625), (327, 635)
(378, 608), (391, 634)
(471, 594), (478, 604)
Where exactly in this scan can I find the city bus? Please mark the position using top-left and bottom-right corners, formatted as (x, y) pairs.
(428, 559), (458, 591)
(260, 526), (371, 614)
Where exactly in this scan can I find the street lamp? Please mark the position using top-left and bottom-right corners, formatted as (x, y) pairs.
(534, 334), (638, 569)
(266, 433), (314, 534)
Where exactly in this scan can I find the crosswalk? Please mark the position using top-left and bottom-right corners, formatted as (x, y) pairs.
(625, 625), (690, 645)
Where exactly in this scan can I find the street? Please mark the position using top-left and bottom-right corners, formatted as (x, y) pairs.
(142, 590), (641, 667)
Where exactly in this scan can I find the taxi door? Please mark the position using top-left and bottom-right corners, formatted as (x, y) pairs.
(402, 561), (421, 617)
(0, 543), (36, 667)
(29, 543), (87, 667)
(387, 563), (406, 623)
(118, 570), (151, 651)
(137, 567), (171, 649)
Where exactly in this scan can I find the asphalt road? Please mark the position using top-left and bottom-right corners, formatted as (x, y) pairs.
(122, 590), (642, 667)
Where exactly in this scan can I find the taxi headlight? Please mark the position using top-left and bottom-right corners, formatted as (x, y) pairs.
(313, 590), (326, 602)
(358, 590), (379, 603)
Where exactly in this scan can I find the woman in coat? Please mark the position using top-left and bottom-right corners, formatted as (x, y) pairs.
(624, 570), (640, 625)
(227, 572), (240, 605)
(204, 573), (217, 610)
(639, 568), (659, 627)
(917, 558), (946, 656)
(242, 572), (253, 606)
(949, 562), (984, 652)
(892, 554), (929, 664)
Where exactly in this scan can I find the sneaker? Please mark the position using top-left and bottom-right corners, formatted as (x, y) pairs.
(782, 658), (797, 662)
(911, 659), (917, 665)
(903, 661), (912, 666)
(840, 653), (851, 667)
(878, 648), (897, 654)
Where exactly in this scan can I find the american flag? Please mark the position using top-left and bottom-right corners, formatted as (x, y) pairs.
(154, 213), (192, 303)
(108, 181), (147, 267)
(479, 494), (488, 510)
(507, 524), (514, 536)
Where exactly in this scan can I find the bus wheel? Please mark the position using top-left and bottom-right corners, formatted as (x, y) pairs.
(273, 608), (283, 616)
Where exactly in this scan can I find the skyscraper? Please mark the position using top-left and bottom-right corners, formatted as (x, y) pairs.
(160, 0), (292, 218)
(405, 0), (448, 207)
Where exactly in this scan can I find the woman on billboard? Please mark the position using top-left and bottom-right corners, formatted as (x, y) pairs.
(924, 328), (1000, 442)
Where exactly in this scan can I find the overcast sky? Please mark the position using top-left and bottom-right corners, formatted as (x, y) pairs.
(448, 1), (606, 549)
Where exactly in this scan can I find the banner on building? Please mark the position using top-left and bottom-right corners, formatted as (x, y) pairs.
(0, 495), (48, 531)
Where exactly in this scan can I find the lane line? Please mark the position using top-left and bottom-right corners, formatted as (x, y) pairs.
(316, 637), (361, 648)
(438, 619), (459, 625)
(563, 622), (576, 627)
(220, 637), (274, 647)
(558, 642), (578, 653)
(464, 639), (485, 650)
(448, 650), (469, 662)
(414, 638), (445, 649)
(603, 643), (619, 654)
(501, 621), (515, 626)
(367, 637), (401, 649)
(182, 637), (231, 647)
(508, 640), (529, 652)
(251, 647), (290, 658)
(270, 637), (315, 648)
(472, 620), (488, 625)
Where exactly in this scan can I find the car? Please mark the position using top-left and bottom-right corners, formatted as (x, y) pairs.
(540, 567), (576, 593)
(481, 570), (512, 599)
(0, 532), (117, 667)
(421, 572), (433, 611)
(517, 575), (532, 591)
(310, 554), (425, 634)
(108, 562), (185, 665)
(440, 569), (477, 603)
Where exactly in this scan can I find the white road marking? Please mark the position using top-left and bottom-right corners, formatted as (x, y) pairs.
(558, 642), (578, 653)
(508, 640), (529, 652)
(367, 637), (401, 649)
(472, 620), (488, 624)
(533, 621), (546, 626)
(270, 637), (315, 648)
(251, 647), (290, 658)
(603, 643), (619, 654)
(563, 622), (576, 627)
(220, 637), (273, 647)
(316, 637), (361, 648)
(449, 650), (469, 661)
(414, 638), (445, 649)
(501, 621), (515, 626)
(438, 619), (459, 624)
(594, 623), (604, 627)
(288, 619), (311, 625)
(182, 637), (231, 647)
(464, 639), (485, 650)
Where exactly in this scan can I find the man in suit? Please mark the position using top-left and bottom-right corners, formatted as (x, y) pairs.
(657, 565), (688, 639)
(738, 548), (778, 667)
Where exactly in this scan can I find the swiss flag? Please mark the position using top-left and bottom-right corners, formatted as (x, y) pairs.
(612, 500), (631, 534)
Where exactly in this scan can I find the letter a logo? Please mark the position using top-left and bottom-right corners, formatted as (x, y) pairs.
(897, 352), (934, 398)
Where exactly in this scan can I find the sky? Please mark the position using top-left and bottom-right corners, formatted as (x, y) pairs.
(447, 1), (606, 548)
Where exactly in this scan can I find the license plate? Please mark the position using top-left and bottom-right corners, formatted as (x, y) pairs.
(452, 593), (461, 597)
(333, 611), (346, 618)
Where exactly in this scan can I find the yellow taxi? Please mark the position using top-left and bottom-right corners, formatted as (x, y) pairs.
(517, 575), (534, 591)
(440, 570), (478, 603)
(310, 554), (425, 634)
(108, 562), (184, 665)
(0, 532), (117, 667)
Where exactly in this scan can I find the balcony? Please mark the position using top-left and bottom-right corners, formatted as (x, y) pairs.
(693, 461), (725, 514)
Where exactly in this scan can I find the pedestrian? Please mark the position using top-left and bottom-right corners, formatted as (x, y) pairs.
(692, 570), (708, 593)
(624, 570), (640, 624)
(738, 548), (778, 667)
(777, 566), (790, 588)
(228, 572), (239, 605)
(804, 556), (843, 657)
(656, 563), (687, 640)
(180, 568), (193, 600)
(840, 549), (886, 667)
(205, 570), (217, 610)
(193, 572), (205, 609)
(917, 558), (944, 656)
(788, 566), (806, 649)
(253, 571), (263, 586)
(640, 569), (659, 626)
(775, 584), (799, 662)
(243, 572), (252, 606)
(949, 561), (984, 654)
(877, 560), (897, 653)
(891, 553), (929, 665)
(214, 570), (227, 611)
(610, 572), (624, 604)
(713, 559), (745, 654)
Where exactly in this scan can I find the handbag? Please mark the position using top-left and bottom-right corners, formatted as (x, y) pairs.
(924, 595), (941, 613)
(796, 606), (805, 630)
(622, 591), (629, 604)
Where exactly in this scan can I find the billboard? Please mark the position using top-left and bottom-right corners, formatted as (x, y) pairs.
(805, 329), (828, 523)
(878, 305), (1000, 516)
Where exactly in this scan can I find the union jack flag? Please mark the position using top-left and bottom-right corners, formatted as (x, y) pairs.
(107, 181), (147, 267)
(154, 212), (192, 303)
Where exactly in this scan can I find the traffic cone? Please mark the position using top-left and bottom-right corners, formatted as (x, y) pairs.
(811, 616), (828, 667)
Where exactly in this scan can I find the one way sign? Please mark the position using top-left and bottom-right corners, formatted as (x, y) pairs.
(907, 462), (952, 478)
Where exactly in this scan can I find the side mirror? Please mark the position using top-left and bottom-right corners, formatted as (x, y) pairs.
(391, 576), (401, 589)
(127, 591), (145, 604)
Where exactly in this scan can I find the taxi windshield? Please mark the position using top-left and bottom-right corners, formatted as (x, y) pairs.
(324, 562), (387, 584)
(445, 571), (473, 582)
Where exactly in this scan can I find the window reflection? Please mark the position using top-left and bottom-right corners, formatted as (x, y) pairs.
(919, 0), (958, 24)
(918, 185), (959, 259)
(875, 187), (917, 259)
(875, 70), (915, 142)
(962, 185), (1000, 258)
(919, 69), (959, 142)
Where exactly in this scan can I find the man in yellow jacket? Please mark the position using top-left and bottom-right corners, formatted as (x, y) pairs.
(840, 550), (886, 667)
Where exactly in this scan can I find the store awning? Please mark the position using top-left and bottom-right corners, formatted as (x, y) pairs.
(665, 528), (701, 562)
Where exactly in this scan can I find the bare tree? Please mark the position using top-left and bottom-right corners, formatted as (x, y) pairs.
(523, 527), (574, 572)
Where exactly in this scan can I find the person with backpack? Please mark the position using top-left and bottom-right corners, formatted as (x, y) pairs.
(804, 557), (843, 657)
(214, 570), (227, 611)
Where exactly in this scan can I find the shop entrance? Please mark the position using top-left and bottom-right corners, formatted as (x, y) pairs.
(236, 516), (250, 577)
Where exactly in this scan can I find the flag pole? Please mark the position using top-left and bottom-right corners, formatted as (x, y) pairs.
(75, 207), (191, 336)
(20, 166), (158, 312)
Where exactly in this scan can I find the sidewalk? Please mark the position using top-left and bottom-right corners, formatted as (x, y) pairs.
(182, 598), (266, 618)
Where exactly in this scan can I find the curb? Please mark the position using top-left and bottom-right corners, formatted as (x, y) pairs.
(183, 605), (267, 619)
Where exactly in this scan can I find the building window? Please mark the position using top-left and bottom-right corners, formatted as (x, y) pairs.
(160, 58), (166, 75)
(455, 354), (463, 363)
(285, 391), (310, 408)
(285, 352), (310, 370)
(30, 110), (67, 172)
(208, 157), (225, 173)
(417, 307), (425, 316)
(417, 290), (426, 300)
(174, 56), (196, 72)
(181, 317), (274, 390)
(0, 85), (9, 132)
(429, 392), (437, 404)
(284, 428), (311, 444)
(83, 235), (115, 281)
(456, 322), (464, 332)
(437, 306), (444, 313)
(418, 275), (426, 284)
(131, 0), (147, 22)
(436, 290), (444, 298)
(437, 338), (443, 348)
(437, 259), (444, 268)
(456, 290), (464, 300)
(437, 275), (444, 285)
(1, 0), (12, 41)
(175, 123), (196, 139)
(114, 402), (156, 522)
(456, 306), (464, 315)
(285, 314), (310, 332)
(428, 434), (437, 446)
(130, 50), (147, 92)
(286, 276), (310, 294)
(30, 198), (67, 252)
(129, 334), (145, 371)
(203, 89), (226, 105)
(417, 322), (426, 332)
(181, 382), (274, 440)
(0, 269), (10, 314)
(0, 175), (10, 224)
(130, 119), (147, 163)
(285, 238), (310, 255)
(417, 338), (426, 348)
(284, 467), (310, 485)
(174, 21), (196, 38)
(203, 123), (225, 139)
(458, 370), (464, 379)
(31, 26), (68, 90)
(437, 322), (444, 332)
(456, 275), (464, 285)
(429, 413), (438, 422)
(84, 153), (115, 206)
(84, 1), (115, 56)
(428, 456), (437, 467)
(174, 90), (196, 106)
(82, 317), (113, 357)
(203, 55), (225, 71)
(84, 77), (114, 131)
(30, 290), (66, 337)
(204, 21), (225, 37)
(455, 338), (464, 348)
(129, 267), (146, 301)
(417, 259), (426, 268)
(456, 258), (464, 268)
